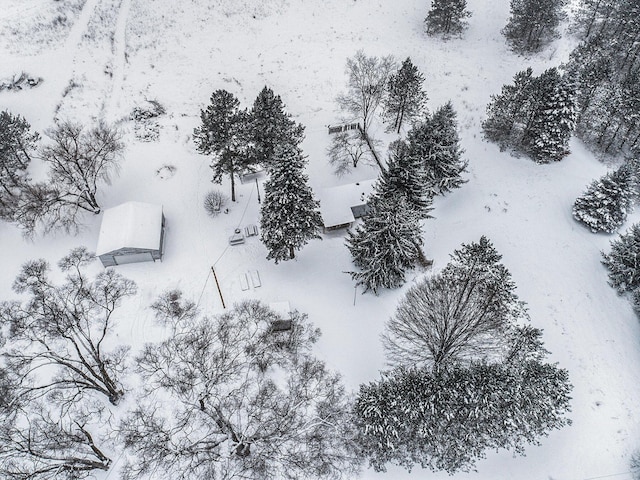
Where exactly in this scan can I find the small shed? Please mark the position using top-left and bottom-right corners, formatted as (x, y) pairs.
(318, 179), (376, 232)
(96, 202), (165, 267)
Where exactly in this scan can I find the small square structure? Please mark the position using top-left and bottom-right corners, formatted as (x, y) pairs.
(318, 179), (376, 231)
(96, 202), (165, 267)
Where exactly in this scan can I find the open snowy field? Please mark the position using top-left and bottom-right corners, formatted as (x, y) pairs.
(1, 0), (639, 479)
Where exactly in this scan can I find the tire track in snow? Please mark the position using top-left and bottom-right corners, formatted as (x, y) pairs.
(45, 0), (102, 123)
(106, 0), (132, 121)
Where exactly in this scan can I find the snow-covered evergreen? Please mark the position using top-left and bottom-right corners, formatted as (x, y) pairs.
(407, 102), (467, 195)
(522, 68), (578, 163)
(375, 140), (433, 219)
(424, 0), (471, 37)
(502, 0), (567, 53)
(346, 194), (426, 294)
(382, 57), (428, 134)
(259, 143), (323, 263)
(573, 163), (635, 233)
(249, 86), (305, 171)
(354, 359), (572, 474)
(602, 223), (640, 293)
(193, 89), (250, 202)
(483, 67), (577, 163)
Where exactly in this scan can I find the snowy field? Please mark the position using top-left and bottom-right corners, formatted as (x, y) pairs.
(1, 0), (639, 479)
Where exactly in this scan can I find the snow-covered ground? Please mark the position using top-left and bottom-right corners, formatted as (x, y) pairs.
(1, 0), (639, 479)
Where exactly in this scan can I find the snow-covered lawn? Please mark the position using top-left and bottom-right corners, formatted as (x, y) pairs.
(1, 0), (639, 479)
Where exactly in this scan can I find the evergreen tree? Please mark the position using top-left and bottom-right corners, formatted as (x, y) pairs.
(260, 143), (323, 263)
(0, 111), (39, 220)
(522, 68), (578, 163)
(382, 58), (428, 134)
(502, 0), (567, 53)
(482, 67), (536, 149)
(193, 90), (250, 202)
(249, 86), (305, 171)
(376, 140), (433, 218)
(407, 102), (467, 195)
(602, 223), (640, 293)
(573, 163), (635, 233)
(425, 0), (471, 36)
(483, 68), (577, 163)
(354, 360), (572, 474)
(346, 194), (426, 294)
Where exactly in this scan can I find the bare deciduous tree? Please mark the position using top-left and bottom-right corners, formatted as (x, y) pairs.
(119, 299), (361, 480)
(0, 401), (111, 480)
(382, 274), (511, 369)
(337, 51), (397, 136)
(0, 247), (135, 405)
(327, 130), (369, 176)
(383, 237), (528, 370)
(14, 121), (123, 236)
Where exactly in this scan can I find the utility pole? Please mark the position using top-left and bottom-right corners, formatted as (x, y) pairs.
(211, 266), (226, 309)
(255, 178), (261, 203)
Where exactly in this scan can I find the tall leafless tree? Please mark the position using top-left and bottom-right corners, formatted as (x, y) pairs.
(14, 121), (123, 236)
(337, 51), (397, 137)
(0, 247), (135, 405)
(119, 299), (361, 480)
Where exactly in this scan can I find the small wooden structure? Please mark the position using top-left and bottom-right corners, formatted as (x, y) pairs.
(328, 123), (360, 135)
(96, 202), (165, 267)
(318, 179), (376, 232)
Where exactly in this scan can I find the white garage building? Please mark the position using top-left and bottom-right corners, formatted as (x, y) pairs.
(96, 202), (165, 267)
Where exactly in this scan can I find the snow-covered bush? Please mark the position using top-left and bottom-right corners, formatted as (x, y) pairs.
(573, 165), (634, 233)
(203, 189), (229, 217)
(631, 450), (640, 480)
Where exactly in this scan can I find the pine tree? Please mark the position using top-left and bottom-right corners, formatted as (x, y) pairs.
(376, 140), (433, 219)
(260, 143), (323, 263)
(425, 0), (471, 37)
(354, 360), (572, 474)
(193, 90), (250, 202)
(407, 102), (467, 195)
(502, 0), (567, 53)
(249, 86), (305, 171)
(602, 223), (640, 293)
(346, 194), (426, 294)
(383, 58), (428, 134)
(482, 67), (536, 149)
(573, 164), (635, 233)
(522, 68), (577, 163)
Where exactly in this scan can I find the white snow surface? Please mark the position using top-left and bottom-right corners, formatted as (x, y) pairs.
(1, 1), (639, 480)
(95, 201), (163, 255)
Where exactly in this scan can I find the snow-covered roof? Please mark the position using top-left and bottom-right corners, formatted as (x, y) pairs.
(96, 202), (164, 255)
(269, 301), (291, 319)
(318, 179), (376, 228)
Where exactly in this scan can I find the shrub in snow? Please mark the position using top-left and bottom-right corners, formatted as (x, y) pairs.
(602, 223), (640, 293)
(203, 189), (229, 217)
(573, 165), (634, 233)
(631, 450), (640, 480)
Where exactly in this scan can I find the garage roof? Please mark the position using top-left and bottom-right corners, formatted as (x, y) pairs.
(96, 202), (163, 256)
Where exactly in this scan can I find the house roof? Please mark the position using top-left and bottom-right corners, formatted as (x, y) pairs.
(318, 179), (376, 228)
(96, 202), (163, 256)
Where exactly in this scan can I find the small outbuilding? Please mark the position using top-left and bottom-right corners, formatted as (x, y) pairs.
(96, 202), (166, 267)
(318, 179), (376, 232)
